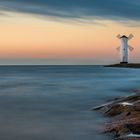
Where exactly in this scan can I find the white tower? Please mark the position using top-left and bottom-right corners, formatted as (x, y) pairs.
(116, 34), (134, 64)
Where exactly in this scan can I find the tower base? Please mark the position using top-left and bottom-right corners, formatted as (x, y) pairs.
(120, 62), (128, 64)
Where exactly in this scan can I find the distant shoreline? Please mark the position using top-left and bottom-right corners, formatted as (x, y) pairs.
(105, 63), (140, 68)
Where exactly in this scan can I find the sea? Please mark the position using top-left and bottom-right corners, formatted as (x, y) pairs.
(0, 65), (140, 140)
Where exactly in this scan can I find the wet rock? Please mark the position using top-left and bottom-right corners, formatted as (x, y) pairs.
(93, 92), (140, 140)
(104, 104), (133, 116)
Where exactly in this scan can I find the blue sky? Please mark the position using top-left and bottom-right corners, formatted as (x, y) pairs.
(0, 0), (140, 22)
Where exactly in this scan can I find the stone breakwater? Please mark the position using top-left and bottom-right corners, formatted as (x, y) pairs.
(92, 91), (140, 140)
(105, 63), (140, 68)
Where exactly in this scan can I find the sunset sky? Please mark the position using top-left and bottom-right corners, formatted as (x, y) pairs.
(0, 0), (140, 65)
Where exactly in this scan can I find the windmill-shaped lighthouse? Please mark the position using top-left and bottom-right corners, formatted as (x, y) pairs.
(116, 34), (134, 64)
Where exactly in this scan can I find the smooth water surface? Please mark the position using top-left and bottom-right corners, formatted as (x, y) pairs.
(0, 65), (140, 140)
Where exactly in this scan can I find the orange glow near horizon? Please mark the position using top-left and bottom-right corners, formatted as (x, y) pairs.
(0, 11), (140, 64)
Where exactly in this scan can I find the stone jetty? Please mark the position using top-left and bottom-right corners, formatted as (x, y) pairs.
(105, 63), (140, 68)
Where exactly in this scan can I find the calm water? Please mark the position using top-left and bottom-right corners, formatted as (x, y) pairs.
(0, 65), (140, 140)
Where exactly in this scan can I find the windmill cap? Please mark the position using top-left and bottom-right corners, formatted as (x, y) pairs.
(120, 35), (128, 38)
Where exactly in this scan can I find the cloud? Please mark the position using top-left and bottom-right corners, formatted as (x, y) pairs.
(0, 0), (140, 23)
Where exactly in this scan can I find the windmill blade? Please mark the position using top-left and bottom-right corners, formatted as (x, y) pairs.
(116, 34), (121, 39)
(116, 46), (120, 51)
(128, 45), (134, 52)
(128, 34), (134, 40)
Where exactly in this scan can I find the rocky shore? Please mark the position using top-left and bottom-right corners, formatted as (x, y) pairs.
(92, 91), (140, 140)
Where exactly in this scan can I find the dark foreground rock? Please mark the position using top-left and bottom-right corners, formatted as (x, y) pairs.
(93, 91), (140, 140)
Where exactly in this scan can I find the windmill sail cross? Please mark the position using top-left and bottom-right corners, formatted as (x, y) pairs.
(116, 34), (134, 64)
